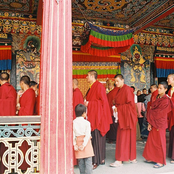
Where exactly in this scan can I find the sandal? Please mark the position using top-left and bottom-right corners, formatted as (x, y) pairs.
(144, 160), (154, 163)
(110, 161), (123, 167)
(153, 163), (164, 168)
(170, 160), (174, 164)
(130, 159), (137, 164)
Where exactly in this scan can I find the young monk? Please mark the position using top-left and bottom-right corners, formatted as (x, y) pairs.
(110, 74), (137, 167)
(143, 81), (173, 168)
(167, 74), (174, 163)
(17, 75), (36, 171)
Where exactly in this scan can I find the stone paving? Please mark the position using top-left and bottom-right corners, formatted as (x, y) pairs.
(74, 134), (174, 174)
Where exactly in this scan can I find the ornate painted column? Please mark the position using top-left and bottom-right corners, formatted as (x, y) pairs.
(40, 0), (73, 173)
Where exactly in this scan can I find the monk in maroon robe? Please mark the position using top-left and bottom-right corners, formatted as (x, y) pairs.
(167, 74), (174, 163)
(143, 82), (173, 168)
(17, 75), (36, 171)
(85, 70), (112, 169)
(73, 79), (84, 165)
(73, 79), (84, 119)
(0, 72), (17, 174)
(110, 74), (137, 167)
(107, 86), (119, 143)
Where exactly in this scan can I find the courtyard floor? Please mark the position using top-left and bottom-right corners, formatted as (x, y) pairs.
(74, 134), (174, 174)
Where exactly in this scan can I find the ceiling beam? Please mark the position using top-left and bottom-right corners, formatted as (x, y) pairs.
(134, 1), (174, 34)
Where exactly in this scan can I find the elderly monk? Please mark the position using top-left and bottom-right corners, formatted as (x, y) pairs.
(110, 74), (137, 167)
(84, 70), (112, 169)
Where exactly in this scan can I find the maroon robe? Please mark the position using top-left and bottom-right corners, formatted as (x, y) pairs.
(86, 81), (112, 136)
(168, 88), (174, 160)
(18, 88), (35, 171)
(0, 82), (17, 174)
(107, 87), (119, 141)
(114, 84), (137, 161)
(143, 95), (172, 165)
(73, 88), (84, 119)
(34, 94), (40, 115)
(86, 80), (112, 164)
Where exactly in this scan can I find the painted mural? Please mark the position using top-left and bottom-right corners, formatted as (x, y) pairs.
(15, 35), (41, 90)
(121, 44), (155, 91)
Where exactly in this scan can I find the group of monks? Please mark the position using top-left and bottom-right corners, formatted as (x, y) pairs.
(73, 70), (174, 169)
(0, 72), (39, 173)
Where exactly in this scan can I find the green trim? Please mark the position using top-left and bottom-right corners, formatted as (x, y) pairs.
(0, 43), (11, 46)
(73, 69), (121, 75)
(90, 30), (133, 42)
(91, 45), (113, 50)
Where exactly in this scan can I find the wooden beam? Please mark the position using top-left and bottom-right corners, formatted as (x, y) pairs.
(134, 3), (174, 34)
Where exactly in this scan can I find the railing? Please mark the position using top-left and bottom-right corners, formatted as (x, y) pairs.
(0, 116), (41, 174)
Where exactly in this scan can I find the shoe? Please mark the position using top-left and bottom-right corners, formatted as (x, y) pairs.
(110, 161), (123, 167)
(93, 164), (98, 170)
(153, 163), (164, 168)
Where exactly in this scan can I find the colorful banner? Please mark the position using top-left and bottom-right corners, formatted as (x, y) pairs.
(154, 54), (174, 77)
(0, 45), (12, 70)
(81, 23), (134, 57)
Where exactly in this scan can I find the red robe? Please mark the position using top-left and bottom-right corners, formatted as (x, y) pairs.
(143, 95), (172, 165)
(18, 88), (35, 171)
(86, 81), (112, 136)
(19, 88), (36, 116)
(0, 82), (17, 116)
(0, 82), (17, 174)
(73, 88), (84, 119)
(114, 84), (137, 161)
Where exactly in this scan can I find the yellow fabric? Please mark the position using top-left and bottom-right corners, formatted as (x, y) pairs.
(171, 87), (174, 96)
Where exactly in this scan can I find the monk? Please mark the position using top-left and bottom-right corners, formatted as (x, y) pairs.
(84, 70), (112, 169)
(110, 74), (137, 167)
(143, 82), (173, 168)
(0, 72), (17, 115)
(106, 79), (119, 143)
(72, 79), (84, 166)
(167, 74), (174, 163)
(17, 75), (36, 171)
(0, 72), (17, 174)
(34, 84), (40, 115)
(73, 79), (84, 119)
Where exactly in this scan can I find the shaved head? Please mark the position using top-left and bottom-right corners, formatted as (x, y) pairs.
(88, 70), (97, 79)
(0, 72), (9, 81)
(114, 74), (124, 80)
(73, 79), (78, 86)
(168, 74), (174, 78)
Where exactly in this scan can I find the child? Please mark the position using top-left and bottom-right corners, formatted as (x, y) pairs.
(73, 104), (94, 174)
(143, 82), (173, 168)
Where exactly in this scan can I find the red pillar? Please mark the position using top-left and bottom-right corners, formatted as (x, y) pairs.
(40, 0), (73, 173)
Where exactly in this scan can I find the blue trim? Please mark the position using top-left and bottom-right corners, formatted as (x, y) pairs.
(156, 68), (174, 78)
(0, 59), (11, 70)
(88, 22), (135, 36)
